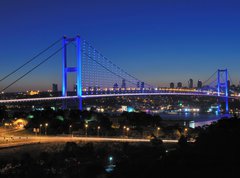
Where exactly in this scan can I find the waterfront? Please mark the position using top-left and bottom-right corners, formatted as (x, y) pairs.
(160, 113), (224, 127)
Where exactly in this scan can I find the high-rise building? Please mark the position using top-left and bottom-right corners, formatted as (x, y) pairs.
(227, 80), (230, 89)
(121, 79), (126, 88)
(188, 79), (193, 88)
(177, 82), (182, 88)
(197, 80), (202, 89)
(52, 84), (58, 92)
(73, 83), (77, 92)
(137, 82), (140, 88)
(141, 82), (144, 89)
(170, 82), (174, 88)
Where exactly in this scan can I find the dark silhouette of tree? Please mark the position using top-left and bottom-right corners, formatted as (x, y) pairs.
(178, 135), (188, 148)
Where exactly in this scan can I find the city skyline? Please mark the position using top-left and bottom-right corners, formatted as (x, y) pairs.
(1, 0), (240, 91)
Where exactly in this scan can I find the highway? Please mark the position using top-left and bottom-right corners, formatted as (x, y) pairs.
(0, 135), (178, 149)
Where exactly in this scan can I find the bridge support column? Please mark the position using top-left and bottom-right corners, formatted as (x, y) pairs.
(76, 35), (82, 110)
(217, 69), (229, 114)
(62, 36), (67, 97)
(62, 35), (83, 110)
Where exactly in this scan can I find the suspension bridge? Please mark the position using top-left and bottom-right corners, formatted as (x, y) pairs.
(0, 35), (237, 113)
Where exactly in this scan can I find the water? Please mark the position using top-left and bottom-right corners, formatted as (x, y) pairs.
(159, 112), (226, 127)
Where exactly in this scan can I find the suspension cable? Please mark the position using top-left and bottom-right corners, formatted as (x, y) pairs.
(72, 41), (153, 88)
(1, 43), (67, 93)
(0, 37), (62, 82)
(202, 70), (217, 86)
(82, 52), (143, 87)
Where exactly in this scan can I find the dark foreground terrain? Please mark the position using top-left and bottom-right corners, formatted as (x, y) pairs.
(0, 117), (240, 178)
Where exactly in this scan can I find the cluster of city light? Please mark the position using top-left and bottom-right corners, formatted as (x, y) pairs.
(81, 87), (231, 97)
(83, 87), (148, 92)
(96, 108), (105, 112)
(0, 87), (236, 105)
(181, 108), (200, 113)
(26, 90), (40, 96)
(83, 123), (101, 136)
(82, 87), (203, 92)
(158, 88), (197, 92)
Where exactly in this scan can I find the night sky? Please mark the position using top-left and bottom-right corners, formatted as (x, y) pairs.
(1, 0), (240, 91)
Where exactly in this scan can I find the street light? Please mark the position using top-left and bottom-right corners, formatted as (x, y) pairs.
(39, 124), (42, 135)
(126, 127), (130, 137)
(109, 156), (113, 165)
(45, 123), (48, 135)
(69, 125), (72, 135)
(157, 127), (160, 137)
(123, 125), (126, 136)
(97, 126), (100, 136)
(85, 124), (88, 136)
(184, 128), (188, 136)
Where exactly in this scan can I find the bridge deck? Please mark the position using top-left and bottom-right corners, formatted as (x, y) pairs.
(0, 90), (234, 104)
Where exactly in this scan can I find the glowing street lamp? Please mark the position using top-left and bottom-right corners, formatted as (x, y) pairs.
(85, 124), (88, 136)
(157, 127), (160, 137)
(109, 156), (113, 165)
(126, 127), (130, 137)
(97, 126), (100, 136)
(45, 123), (48, 135)
(39, 124), (42, 135)
(184, 128), (188, 136)
(69, 125), (72, 135)
(123, 125), (126, 136)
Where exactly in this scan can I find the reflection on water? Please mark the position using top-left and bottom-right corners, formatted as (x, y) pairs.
(160, 113), (228, 127)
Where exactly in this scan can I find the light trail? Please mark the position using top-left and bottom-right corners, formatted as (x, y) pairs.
(0, 136), (178, 149)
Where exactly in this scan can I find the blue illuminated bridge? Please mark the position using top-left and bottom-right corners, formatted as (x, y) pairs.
(0, 35), (238, 113)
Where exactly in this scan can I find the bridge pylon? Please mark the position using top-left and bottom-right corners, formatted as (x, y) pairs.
(62, 35), (82, 110)
(217, 69), (229, 114)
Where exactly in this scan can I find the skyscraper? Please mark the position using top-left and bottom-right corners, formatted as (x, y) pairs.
(227, 80), (230, 89)
(121, 79), (126, 88)
(73, 83), (77, 92)
(141, 82), (144, 89)
(137, 82), (140, 88)
(52, 84), (58, 92)
(188, 79), (193, 88)
(197, 80), (202, 89)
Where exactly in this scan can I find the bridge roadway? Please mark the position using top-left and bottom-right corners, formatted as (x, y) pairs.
(0, 136), (178, 148)
(0, 90), (234, 104)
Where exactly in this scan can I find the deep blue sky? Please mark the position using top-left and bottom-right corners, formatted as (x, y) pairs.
(1, 0), (240, 91)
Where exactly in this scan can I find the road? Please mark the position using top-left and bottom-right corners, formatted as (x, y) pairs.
(0, 135), (178, 149)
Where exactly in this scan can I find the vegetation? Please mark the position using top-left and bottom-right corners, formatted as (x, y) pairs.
(0, 116), (240, 177)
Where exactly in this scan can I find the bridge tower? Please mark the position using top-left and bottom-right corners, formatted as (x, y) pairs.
(62, 35), (82, 110)
(217, 69), (229, 114)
